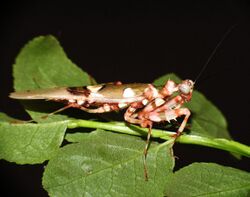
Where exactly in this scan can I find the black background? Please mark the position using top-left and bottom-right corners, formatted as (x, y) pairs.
(0, 1), (249, 196)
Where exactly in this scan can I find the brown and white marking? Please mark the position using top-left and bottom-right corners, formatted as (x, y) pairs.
(9, 79), (194, 180)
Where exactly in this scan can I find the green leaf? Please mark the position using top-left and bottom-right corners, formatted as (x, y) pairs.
(0, 113), (68, 164)
(154, 73), (182, 86)
(13, 35), (94, 121)
(43, 130), (175, 197)
(14, 35), (92, 90)
(187, 91), (230, 139)
(153, 73), (231, 139)
(64, 132), (91, 143)
(165, 162), (250, 197)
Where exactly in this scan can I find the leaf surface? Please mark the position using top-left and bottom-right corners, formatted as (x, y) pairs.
(165, 162), (250, 197)
(0, 112), (67, 164)
(13, 35), (93, 121)
(43, 130), (175, 197)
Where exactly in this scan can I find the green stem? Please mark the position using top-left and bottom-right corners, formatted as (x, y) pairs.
(67, 119), (250, 157)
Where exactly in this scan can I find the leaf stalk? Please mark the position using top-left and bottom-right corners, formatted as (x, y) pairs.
(67, 119), (250, 157)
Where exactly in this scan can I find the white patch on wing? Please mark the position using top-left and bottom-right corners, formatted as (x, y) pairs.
(90, 92), (104, 98)
(123, 88), (136, 98)
(87, 85), (103, 93)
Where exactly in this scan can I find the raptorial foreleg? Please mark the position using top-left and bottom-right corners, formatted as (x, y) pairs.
(148, 107), (191, 136)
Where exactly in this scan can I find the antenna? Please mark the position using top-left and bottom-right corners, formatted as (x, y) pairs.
(194, 25), (237, 83)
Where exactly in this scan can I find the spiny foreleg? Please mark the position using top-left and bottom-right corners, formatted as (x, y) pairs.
(137, 95), (191, 180)
(147, 95), (191, 137)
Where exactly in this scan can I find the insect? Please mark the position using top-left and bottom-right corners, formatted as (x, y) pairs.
(9, 80), (194, 179)
(9, 26), (234, 180)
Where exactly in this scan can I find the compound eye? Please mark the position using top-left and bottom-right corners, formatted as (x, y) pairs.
(179, 84), (190, 94)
